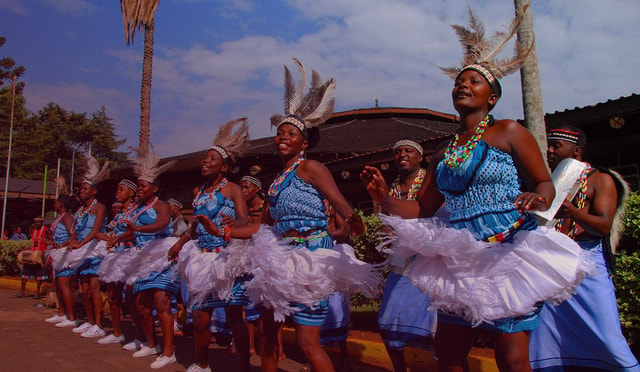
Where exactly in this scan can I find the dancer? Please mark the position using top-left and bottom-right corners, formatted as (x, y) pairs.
(377, 140), (437, 372)
(168, 198), (189, 237)
(168, 117), (251, 372)
(46, 195), (80, 326)
(226, 58), (376, 372)
(240, 174), (267, 356)
(67, 155), (109, 338)
(360, 10), (593, 372)
(95, 179), (138, 345)
(529, 126), (640, 371)
(121, 145), (178, 369)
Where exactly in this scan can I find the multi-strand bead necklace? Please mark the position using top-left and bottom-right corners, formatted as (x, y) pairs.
(443, 115), (490, 169)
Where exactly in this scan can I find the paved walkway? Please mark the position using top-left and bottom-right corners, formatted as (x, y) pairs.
(0, 280), (391, 371)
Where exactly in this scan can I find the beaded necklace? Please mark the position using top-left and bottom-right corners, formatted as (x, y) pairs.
(192, 178), (228, 208)
(131, 197), (159, 223)
(555, 163), (591, 239)
(268, 155), (305, 198)
(443, 115), (490, 169)
(106, 202), (137, 231)
(74, 198), (97, 221)
(389, 168), (426, 201)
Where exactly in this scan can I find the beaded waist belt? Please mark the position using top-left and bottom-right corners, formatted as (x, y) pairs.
(283, 229), (329, 244)
(483, 216), (526, 243)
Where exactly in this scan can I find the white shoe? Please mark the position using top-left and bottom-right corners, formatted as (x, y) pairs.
(150, 354), (176, 369)
(186, 363), (212, 372)
(132, 344), (161, 358)
(72, 322), (92, 333)
(122, 338), (146, 351)
(81, 325), (106, 338)
(55, 319), (78, 328)
(97, 333), (126, 344)
(45, 314), (67, 323)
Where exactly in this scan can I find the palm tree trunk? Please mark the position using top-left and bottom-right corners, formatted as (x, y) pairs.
(514, 0), (547, 161)
(139, 18), (154, 150)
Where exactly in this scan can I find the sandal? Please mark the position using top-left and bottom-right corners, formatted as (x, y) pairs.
(12, 293), (26, 298)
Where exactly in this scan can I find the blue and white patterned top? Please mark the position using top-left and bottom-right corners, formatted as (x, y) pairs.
(436, 140), (537, 241)
(75, 213), (105, 241)
(133, 204), (173, 247)
(53, 219), (70, 245)
(269, 171), (328, 235)
(193, 186), (236, 251)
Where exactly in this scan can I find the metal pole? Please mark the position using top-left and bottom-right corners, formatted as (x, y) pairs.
(41, 164), (48, 218)
(1, 76), (17, 237)
(70, 151), (75, 195)
(55, 158), (61, 217)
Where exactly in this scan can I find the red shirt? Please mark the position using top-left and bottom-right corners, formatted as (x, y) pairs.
(31, 226), (47, 251)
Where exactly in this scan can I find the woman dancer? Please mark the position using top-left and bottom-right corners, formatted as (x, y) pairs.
(95, 179), (138, 345)
(226, 58), (374, 372)
(67, 156), (109, 338)
(46, 194), (80, 326)
(361, 11), (593, 372)
(120, 145), (177, 369)
(168, 118), (251, 372)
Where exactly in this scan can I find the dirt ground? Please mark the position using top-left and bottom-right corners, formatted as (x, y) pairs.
(0, 285), (392, 371)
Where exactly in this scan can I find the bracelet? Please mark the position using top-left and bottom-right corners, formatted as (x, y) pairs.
(217, 224), (231, 241)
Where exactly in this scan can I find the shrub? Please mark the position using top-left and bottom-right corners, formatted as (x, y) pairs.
(0, 240), (31, 276)
(614, 250), (640, 346)
(350, 210), (385, 308)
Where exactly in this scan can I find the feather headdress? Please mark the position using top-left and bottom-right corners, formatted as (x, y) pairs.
(439, 6), (531, 97)
(130, 144), (176, 184)
(81, 155), (110, 187)
(270, 57), (336, 134)
(209, 117), (250, 166)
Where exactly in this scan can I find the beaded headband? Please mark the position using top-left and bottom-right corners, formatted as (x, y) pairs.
(118, 179), (137, 192)
(209, 145), (231, 162)
(241, 175), (262, 190)
(548, 128), (587, 147)
(209, 118), (250, 166)
(167, 198), (183, 209)
(112, 202), (123, 207)
(393, 140), (423, 155)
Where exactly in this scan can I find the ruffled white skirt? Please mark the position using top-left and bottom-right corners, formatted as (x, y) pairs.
(379, 215), (596, 325)
(116, 237), (180, 286)
(98, 248), (132, 283)
(244, 226), (383, 322)
(47, 240), (108, 272)
(176, 239), (251, 307)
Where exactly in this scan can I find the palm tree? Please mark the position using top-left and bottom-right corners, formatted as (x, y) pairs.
(514, 0), (547, 160)
(120, 0), (160, 150)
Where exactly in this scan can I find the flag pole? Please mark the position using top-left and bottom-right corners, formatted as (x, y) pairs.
(1, 76), (17, 236)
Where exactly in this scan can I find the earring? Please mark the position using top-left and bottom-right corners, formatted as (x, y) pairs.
(300, 149), (305, 156)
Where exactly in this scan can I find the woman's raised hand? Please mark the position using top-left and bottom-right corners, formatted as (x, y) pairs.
(360, 166), (390, 204)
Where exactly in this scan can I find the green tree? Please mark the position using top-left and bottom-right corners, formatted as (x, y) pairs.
(120, 0), (161, 150)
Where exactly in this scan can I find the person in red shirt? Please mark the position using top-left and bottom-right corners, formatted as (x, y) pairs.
(16, 217), (48, 298)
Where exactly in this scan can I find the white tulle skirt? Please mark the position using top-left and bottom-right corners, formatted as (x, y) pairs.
(176, 239), (251, 307)
(116, 237), (180, 286)
(98, 248), (132, 283)
(47, 240), (108, 272)
(244, 226), (383, 322)
(379, 215), (595, 325)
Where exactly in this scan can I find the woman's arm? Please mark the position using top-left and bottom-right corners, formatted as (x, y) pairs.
(126, 200), (171, 233)
(506, 120), (554, 212)
(69, 202), (106, 248)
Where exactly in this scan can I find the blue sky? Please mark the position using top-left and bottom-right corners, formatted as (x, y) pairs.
(1, 0), (638, 157)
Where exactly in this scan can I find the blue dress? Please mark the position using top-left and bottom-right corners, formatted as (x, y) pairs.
(434, 140), (540, 332)
(131, 204), (178, 294)
(269, 168), (332, 327)
(190, 184), (250, 310)
(529, 239), (640, 371)
(75, 212), (105, 276)
(52, 217), (75, 277)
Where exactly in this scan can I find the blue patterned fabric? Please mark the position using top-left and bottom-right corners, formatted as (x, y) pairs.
(132, 203), (177, 293)
(133, 204), (173, 246)
(434, 140), (540, 332)
(530, 240), (640, 371)
(269, 174), (328, 234)
(193, 185), (236, 251)
(109, 210), (134, 253)
(74, 211), (104, 276)
(192, 275), (251, 310)
(378, 271), (436, 349)
(52, 220), (73, 277)
(436, 140), (537, 241)
(268, 168), (332, 326)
